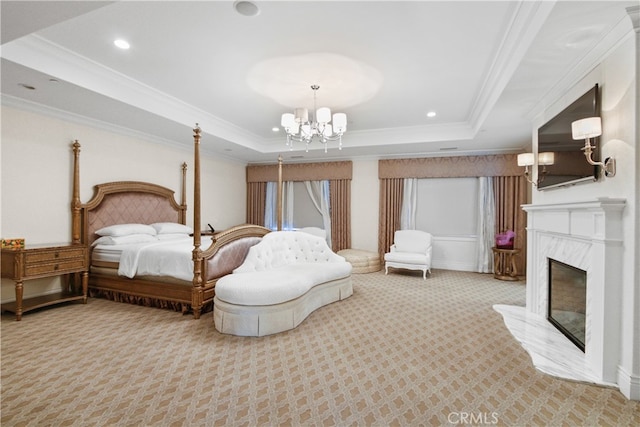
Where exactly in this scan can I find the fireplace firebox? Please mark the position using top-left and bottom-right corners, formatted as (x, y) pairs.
(547, 259), (587, 352)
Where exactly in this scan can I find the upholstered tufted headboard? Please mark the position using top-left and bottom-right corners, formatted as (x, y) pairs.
(79, 182), (187, 246)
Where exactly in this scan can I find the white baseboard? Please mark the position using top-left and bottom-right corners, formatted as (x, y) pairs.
(617, 365), (640, 401)
(432, 259), (476, 272)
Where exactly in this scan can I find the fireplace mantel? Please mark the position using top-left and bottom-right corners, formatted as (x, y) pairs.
(522, 197), (626, 240)
(520, 197), (625, 385)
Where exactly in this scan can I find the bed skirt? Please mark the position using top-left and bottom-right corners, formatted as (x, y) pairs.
(89, 288), (213, 315)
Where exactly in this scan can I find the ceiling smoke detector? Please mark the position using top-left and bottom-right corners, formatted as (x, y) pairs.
(234, 1), (259, 17)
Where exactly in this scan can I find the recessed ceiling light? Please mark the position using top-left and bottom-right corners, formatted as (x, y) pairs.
(114, 39), (130, 50)
(272, 127), (280, 132)
(426, 111), (436, 118)
(18, 83), (36, 90)
(234, 1), (260, 17)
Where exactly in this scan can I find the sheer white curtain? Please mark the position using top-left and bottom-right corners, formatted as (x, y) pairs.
(476, 176), (495, 273)
(264, 181), (294, 230)
(283, 181), (294, 230)
(264, 181), (277, 230)
(304, 180), (332, 247)
(400, 178), (418, 230)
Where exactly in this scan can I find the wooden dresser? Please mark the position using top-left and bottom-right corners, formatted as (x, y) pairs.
(1, 243), (89, 320)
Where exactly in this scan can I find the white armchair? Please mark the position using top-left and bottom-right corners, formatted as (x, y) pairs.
(384, 230), (433, 280)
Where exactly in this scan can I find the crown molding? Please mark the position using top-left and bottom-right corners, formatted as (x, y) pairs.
(467, 0), (556, 132)
(1, 35), (265, 152)
(262, 121), (475, 154)
(0, 94), (246, 164)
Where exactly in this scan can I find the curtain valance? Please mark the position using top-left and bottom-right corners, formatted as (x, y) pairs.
(247, 161), (352, 183)
(379, 154), (522, 179)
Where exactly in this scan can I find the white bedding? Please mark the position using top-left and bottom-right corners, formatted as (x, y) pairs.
(92, 246), (124, 264)
(93, 236), (212, 281)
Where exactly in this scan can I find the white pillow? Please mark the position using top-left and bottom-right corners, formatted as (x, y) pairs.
(95, 223), (157, 237)
(92, 234), (158, 246)
(151, 222), (193, 235)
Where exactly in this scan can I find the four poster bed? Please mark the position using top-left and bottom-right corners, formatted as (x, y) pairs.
(71, 127), (270, 319)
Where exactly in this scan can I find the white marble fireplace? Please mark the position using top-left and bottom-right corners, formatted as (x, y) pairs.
(496, 198), (625, 387)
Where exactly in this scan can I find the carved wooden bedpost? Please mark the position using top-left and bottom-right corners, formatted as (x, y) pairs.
(191, 125), (203, 318)
(71, 141), (82, 245)
(180, 162), (187, 224)
(277, 154), (283, 231)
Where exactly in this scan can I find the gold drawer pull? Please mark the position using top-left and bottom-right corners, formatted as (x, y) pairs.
(54, 264), (59, 270)
(54, 252), (60, 258)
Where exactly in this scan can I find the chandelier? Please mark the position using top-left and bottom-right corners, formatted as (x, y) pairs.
(280, 85), (347, 152)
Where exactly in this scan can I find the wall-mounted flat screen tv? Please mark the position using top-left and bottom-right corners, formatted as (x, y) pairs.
(537, 84), (600, 190)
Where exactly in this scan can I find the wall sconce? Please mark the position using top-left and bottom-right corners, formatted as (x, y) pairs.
(517, 152), (554, 186)
(571, 117), (616, 177)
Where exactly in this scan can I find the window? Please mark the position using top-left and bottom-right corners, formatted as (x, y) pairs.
(414, 178), (478, 236)
(292, 182), (323, 228)
(265, 181), (324, 230)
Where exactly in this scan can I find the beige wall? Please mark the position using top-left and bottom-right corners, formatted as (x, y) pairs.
(1, 106), (246, 302)
(350, 159), (379, 252)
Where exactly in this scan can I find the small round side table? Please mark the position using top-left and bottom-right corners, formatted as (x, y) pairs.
(492, 247), (520, 281)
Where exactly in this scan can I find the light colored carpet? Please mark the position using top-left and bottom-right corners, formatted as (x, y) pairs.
(2, 269), (639, 426)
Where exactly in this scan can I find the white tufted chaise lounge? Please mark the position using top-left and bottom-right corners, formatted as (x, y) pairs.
(213, 231), (353, 336)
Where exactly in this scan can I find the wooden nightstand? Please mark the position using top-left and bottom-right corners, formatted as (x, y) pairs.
(1, 243), (89, 320)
